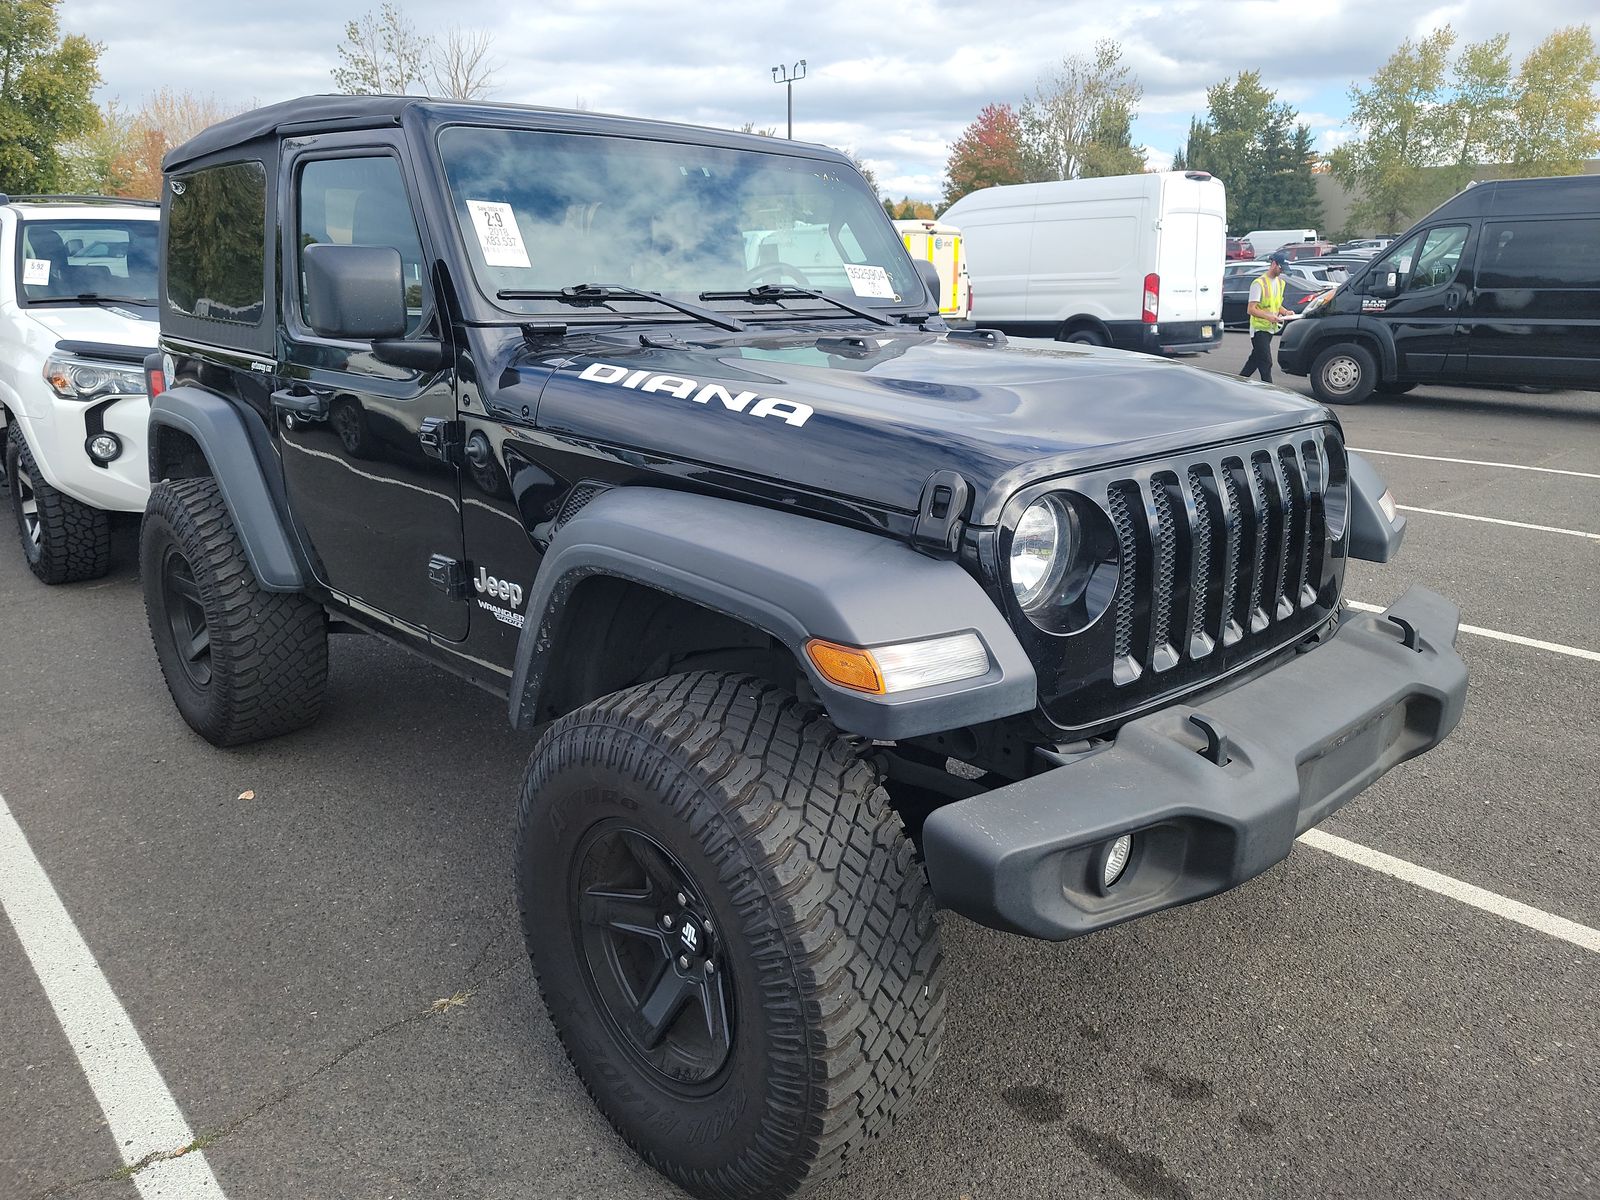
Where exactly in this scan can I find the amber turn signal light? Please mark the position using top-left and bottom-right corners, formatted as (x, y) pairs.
(804, 639), (885, 694)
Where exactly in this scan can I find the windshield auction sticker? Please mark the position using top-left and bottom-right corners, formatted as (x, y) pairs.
(843, 264), (896, 299)
(22, 259), (50, 286)
(466, 200), (532, 269)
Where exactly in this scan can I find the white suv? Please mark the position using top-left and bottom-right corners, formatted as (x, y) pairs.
(0, 195), (160, 583)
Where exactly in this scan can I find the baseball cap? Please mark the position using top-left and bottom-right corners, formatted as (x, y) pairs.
(1268, 251), (1290, 266)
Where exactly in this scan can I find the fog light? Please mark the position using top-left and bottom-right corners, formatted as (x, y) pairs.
(86, 433), (122, 464)
(1099, 834), (1133, 891)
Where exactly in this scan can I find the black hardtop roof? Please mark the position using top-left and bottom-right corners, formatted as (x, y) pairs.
(163, 93), (846, 173)
(1429, 173), (1600, 220)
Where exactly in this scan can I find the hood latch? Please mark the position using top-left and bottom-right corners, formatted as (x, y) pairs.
(912, 469), (972, 556)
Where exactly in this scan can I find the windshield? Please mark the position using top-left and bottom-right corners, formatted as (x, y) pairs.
(437, 126), (922, 318)
(16, 218), (158, 305)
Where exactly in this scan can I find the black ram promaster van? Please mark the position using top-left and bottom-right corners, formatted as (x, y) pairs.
(1279, 174), (1600, 402)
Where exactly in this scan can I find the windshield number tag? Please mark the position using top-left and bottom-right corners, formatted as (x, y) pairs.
(23, 259), (50, 286)
(843, 264), (895, 299)
(466, 200), (532, 269)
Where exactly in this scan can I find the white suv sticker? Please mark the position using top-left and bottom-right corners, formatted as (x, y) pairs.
(23, 259), (50, 286)
(578, 361), (814, 428)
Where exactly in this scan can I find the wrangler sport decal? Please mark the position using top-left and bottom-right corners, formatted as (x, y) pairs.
(578, 362), (815, 428)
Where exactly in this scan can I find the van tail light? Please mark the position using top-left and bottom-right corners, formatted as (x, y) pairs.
(1142, 273), (1159, 323)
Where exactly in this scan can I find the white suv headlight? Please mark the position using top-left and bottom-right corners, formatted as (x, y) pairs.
(42, 353), (148, 402)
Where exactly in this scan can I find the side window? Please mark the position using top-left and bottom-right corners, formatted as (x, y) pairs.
(297, 155), (428, 336)
(167, 161), (267, 324)
(1372, 232), (1420, 283)
(1478, 218), (1600, 289)
(1406, 225), (1468, 291)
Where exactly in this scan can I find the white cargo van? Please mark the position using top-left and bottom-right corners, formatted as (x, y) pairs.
(942, 171), (1225, 354)
(893, 218), (972, 320)
(1242, 228), (1319, 256)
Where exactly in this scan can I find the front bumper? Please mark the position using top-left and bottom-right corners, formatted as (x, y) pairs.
(1276, 318), (1314, 375)
(921, 586), (1468, 940)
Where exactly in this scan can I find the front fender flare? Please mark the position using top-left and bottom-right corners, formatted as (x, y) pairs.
(509, 488), (1037, 739)
(148, 386), (308, 591)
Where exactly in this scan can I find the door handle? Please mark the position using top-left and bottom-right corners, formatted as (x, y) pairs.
(1444, 289), (1462, 313)
(270, 387), (329, 420)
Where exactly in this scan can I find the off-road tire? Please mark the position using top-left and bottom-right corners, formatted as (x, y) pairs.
(5, 426), (111, 584)
(1309, 342), (1379, 405)
(141, 477), (327, 746)
(515, 672), (946, 1200)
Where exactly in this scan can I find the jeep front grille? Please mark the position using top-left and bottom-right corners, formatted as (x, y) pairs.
(1105, 433), (1337, 685)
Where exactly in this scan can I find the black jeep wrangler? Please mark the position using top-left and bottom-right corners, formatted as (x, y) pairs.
(142, 96), (1468, 1199)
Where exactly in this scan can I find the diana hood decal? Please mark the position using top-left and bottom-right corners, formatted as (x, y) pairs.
(579, 361), (814, 428)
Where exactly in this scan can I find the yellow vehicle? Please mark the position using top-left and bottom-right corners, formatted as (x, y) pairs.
(894, 218), (971, 320)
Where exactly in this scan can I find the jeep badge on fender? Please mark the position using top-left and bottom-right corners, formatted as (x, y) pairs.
(139, 94), (1467, 1200)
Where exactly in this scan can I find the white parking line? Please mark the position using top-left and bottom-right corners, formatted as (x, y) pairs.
(1350, 447), (1600, 481)
(1395, 505), (1600, 540)
(0, 793), (226, 1198)
(1348, 600), (1600, 662)
(1300, 829), (1600, 953)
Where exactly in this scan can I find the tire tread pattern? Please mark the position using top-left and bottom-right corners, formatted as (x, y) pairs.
(517, 671), (946, 1200)
(141, 477), (327, 746)
(6, 426), (110, 584)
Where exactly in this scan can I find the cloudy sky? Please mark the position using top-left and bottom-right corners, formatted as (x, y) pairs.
(58, 0), (1598, 201)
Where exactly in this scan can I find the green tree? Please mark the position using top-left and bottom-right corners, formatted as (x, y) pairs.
(1175, 71), (1321, 232)
(1021, 40), (1145, 181)
(0, 0), (101, 194)
(941, 102), (1026, 208)
(332, 3), (430, 95)
(1443, 33), (1514, 186)
(1330, 27), (1459, 233)
(1505, 25), (1600, 177)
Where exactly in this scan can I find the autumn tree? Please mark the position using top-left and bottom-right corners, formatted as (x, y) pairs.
(941, 103), (1025, 208)
(333, 3), (431, 95)
(1505, 25), (1600, 177)
(0, 0), (102, 193)
(431, 25), (499, 100)
(65, 88), (247, 200)
(1329, 27), (1459, 234)
(1022, 40), (1145, 181)
(1175, 72), (1321, 231)
(1442, 33), (1514, 183)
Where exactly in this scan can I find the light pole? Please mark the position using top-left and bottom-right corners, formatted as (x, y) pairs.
(771, 60), (807, 139)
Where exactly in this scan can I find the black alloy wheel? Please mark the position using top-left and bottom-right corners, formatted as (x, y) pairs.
(572, 823), (734, 1086)
(159, 545), (213, 688)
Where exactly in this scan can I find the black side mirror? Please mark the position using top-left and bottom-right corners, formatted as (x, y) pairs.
(1368, 271), (1400, 300)
(914, 259), (943, 307)
(303, 244), (407, 340)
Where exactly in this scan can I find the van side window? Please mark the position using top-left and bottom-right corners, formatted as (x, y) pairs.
(297, 155), (428, 336)
(1405, 225), (1468, 292)
(1478, 219), (1600, 290)
(167, 161), (267, 325)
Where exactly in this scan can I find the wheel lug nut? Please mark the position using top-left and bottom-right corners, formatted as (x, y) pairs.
(661, 913), (674, 929)
(703, 919), (713, 934)
(703, 960), (716, 976)
(678, 955), (691, 970)
(675, 892), (687, 906)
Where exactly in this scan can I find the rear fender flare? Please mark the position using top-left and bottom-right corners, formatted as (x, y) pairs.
(509, 488), (1037, 739)
(147, 385), (308, 590)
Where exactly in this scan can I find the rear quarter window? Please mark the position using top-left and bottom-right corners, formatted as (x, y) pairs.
(1477, 218), (1600, 289)
(166, 161), (267, 325)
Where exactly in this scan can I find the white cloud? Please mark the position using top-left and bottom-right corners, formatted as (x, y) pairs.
(57, 0), (1600, 202)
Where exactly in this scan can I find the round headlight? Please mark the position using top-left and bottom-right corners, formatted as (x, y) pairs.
(1010, 495), (1075, 610)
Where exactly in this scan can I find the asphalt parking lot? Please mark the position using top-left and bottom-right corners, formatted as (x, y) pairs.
(3, 329), (1596, 1200)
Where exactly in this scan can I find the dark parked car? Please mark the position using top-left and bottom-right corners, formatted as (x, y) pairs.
(140, 94), (1465, 1199)
(1280, 175), (1600, 402)
(1222, 261), (1330, 327)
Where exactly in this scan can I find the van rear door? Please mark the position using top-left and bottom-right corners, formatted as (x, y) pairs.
(1156, 175), (1225, 326)
(1466, 215), (1600, 386)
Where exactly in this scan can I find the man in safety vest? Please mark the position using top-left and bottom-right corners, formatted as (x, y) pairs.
(1238, 251), (1290, 382)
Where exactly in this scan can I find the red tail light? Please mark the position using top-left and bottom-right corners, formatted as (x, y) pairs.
(143, 352), (166, 398)
(1142, 273), (1159, 323)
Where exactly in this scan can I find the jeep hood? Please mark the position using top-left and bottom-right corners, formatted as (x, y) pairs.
(514, 327), (1333, 525)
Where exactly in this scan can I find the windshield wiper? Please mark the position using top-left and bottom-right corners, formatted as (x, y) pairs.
(698, 284), (896, 327)
(496, 283), (745, 332)
(32, 294), (156, 306)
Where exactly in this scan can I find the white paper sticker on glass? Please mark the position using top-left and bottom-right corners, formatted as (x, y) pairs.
(843, 263), (896, 299)
(23, 258), (51, 286)
(466, 200), (531, 269)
